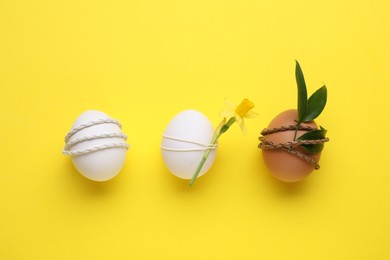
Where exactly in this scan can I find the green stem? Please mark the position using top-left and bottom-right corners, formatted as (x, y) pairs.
(189, 117), (236, 186)
(189, 147), (213, 186)
(219, 117), (236, 135)
(293, 123), (300, 141)
(289, 122), (300, 152)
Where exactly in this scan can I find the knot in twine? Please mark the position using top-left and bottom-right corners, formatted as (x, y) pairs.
(258, 125), (329, 170)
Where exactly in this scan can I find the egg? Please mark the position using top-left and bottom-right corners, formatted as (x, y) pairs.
(261, 109), (321, 182)
(63, 110), (129, 181)
(161, 110), (217, 180)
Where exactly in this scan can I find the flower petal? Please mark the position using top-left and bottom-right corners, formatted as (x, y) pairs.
(244, 110), (258, 119)
(235, 114), (243, 125)
(219, 109), (235, 118)
(224, 98), (236, 109)
(238, 119), (247, 135)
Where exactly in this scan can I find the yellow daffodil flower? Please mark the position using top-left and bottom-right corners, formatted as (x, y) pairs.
(189, 98), (257, 186)
(219, 98), (258, 134)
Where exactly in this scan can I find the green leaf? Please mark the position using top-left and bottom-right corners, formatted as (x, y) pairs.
(303, 85), (327, 122)
(297, 127), (327, 154)
(298, 127), (327, 140)
(295, 60), (307, 123)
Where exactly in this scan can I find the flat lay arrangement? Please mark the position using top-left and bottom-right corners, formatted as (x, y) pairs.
(63, 61), (329, 186)
(2, 1), (389, 259)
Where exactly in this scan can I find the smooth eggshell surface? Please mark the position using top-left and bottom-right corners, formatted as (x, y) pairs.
(161, 110), (217, 180)
(68, 110), (127, 181)
(262, 109), (321, 182)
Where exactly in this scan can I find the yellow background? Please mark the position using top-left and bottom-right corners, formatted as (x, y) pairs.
(1, 0), (389, 259)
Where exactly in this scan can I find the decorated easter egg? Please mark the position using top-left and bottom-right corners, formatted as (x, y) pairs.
(161, 110), (217, 180)
(63, 110), (129, 181)
(259, 61), (329, 183)
(261, 109), (322, 182)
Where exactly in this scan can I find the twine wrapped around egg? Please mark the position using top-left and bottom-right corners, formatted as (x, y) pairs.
(160, 110), (218, 180)
(258, 125), (329, 169)
(63, 110), (130, 182)
(161, 135), (218, 152)
(63, 118), (129, 156)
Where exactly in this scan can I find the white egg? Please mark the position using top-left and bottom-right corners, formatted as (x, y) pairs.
(161, 110), (217, 180)
(63, 110), (129, 181)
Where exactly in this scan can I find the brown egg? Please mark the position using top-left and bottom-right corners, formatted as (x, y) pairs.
(261, 109), (321, 182)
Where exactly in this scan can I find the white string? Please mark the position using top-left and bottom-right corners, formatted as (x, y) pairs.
(63, 143), (130, 156)
(64, 133), (128, 151)
(64, 119), (122, 143)
(161, 134), (217, 152)
(63, 119), (129, 156)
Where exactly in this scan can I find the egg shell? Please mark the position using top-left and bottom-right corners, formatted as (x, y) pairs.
(262, 109), (321, 182)
(68, 110), (128, 182)
(161, 110), (217, 180)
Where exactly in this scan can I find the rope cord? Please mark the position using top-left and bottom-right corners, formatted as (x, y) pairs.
(63, 119), (129, 156)
(64, 119), (122, 143)
(161, 134), (217, 152)
(258, 125), (329, 170)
